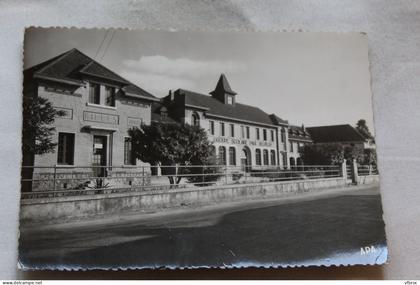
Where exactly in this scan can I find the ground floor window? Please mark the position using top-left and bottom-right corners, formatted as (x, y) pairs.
(219, 146), (226, 165)
(229, 147), (236, 165)
(124, 137), (135, 165)
(270, 150), (276, 165)
(263, 149), (269, 165)
(57, 132), (75, 165)
(256, 149), (261, 165)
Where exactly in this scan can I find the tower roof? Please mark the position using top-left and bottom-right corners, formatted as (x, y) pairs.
(210, 74), (237, 96)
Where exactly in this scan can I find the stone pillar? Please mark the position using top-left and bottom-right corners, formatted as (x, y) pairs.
(341, 159), (348, 184)
(352, 159), (359, 184)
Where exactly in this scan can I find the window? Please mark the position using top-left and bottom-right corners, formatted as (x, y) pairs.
(246, 126), (250, 139)
(89, 83), (100, 104)
(270, 150), (276, 166)
(281, 128), (286, 142)
(263, 129), (267, 141)
(256, 128), (260, 140)
(290, 141), (294, 152)
(263, 149), (269, 165)
(57, 133), (75, 165)
(241, 125), (245, 138)
(105, 86), (115, 107)
(282, 153), (288, 168)
(192, 113), (200, 127)
(220, 122), (225, 136)
(230, 124), (235, 137)
(229, 147), (236, 165)
(227, 95), (234, 105)
(271, 130), (274, 142)
(209, 145), (216, 159)
(219, 146), (226, 165)
(209, 120), (215, 135)
(124, 138), (135, 165)
(255, 149), (261, 166)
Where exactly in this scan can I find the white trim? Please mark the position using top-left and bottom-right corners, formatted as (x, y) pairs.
(83, 125), (118, 132)
(86, 102), (117, 110)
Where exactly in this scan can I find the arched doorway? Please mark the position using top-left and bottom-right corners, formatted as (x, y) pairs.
(241, 146), (251, 172)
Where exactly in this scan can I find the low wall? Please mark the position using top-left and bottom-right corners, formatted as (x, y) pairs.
(357, 174), (380, 185)
(21, 177), (346, 224)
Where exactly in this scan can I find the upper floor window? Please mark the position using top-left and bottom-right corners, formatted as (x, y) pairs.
(89, 83), (100, 104)
(246, 126), (250, 139)
(289, 141), (294, 152)
(281, 128), (286, 143)
(105, 86), (116, 107)
(220, 122), (225, 136)
(89, 83), (116, 107)
(209, 120), (215, 135)
(192, 112), (200, 127)
(271, 130), (275, 142)
(230, 124), (235, 137)
(241, 125), (245, 138)
(263, 129), (267, 141)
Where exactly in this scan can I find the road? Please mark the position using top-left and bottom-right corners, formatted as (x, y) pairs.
(19, 184), (387, 269)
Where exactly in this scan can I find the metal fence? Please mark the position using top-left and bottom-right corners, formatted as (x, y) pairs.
(357, 164), (379, 176)
(20, 164), (343, 199)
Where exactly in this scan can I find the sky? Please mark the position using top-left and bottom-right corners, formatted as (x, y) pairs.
(24, 28), (375, 131)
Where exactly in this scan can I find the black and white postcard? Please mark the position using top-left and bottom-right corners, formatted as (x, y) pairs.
(19, 28), (387, 269)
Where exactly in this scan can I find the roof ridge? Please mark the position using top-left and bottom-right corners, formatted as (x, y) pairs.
(35, 48), (79, 76)
(307, 124), (351, 128)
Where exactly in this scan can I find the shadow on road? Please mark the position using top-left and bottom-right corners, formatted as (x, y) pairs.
(19, 192), (387, 269)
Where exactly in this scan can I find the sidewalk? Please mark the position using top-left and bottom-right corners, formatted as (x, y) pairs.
(21, 182), (380, 232)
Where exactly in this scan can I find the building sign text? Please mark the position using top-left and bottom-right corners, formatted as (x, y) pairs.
(83, 111), (119, 125)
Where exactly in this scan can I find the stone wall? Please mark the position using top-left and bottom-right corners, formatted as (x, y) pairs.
(21, 177), (346, 224)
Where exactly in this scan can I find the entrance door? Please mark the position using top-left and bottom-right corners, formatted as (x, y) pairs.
(93, 135), (107, 177)
(241, 147), (251, 172)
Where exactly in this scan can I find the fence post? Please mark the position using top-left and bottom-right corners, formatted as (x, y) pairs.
(53, 165), (57, 191)
(341, 159), (347, 184)
(352, 159), (359, 185)
(142, 166), (145, 186)
(202, 166), (205, 185)
(225, 167), (228, 185)
(369, 164), (372, 175)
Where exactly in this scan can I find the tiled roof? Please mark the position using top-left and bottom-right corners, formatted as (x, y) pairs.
(176, 89), (276, 127)
(25, 48), (156, 100)
(306, 124), (366, 143)
(269, 114), (289, 125)
(288, 125), (312, 141)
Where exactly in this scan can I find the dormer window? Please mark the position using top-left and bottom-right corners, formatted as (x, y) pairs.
(227, 95), (234, 105)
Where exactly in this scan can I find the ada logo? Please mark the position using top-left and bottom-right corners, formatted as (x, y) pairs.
(360, 245), (376, 255)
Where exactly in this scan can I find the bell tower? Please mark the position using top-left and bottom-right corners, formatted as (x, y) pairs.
(210, 74), (237, 106)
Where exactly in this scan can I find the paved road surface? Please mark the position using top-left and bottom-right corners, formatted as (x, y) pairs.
(19, 185), (387, 269)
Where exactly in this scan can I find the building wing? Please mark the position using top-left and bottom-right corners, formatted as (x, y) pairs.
(306, 124), (366, 143)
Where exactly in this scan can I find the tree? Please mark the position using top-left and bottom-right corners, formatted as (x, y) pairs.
(356, 119), (374, 141)
(299, 143), (345, 165)
(21, 95), (65, 192)
(22, 96), (65, 155)
(128, 122), (217, 185)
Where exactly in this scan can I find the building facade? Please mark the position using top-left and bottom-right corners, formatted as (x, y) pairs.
(23, 49), (320, 188)
(23, 49), (158, 186)
(155, 74), (305, 170)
